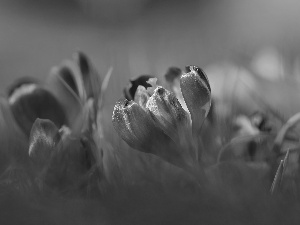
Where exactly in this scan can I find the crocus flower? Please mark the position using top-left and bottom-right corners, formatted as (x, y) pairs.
(112, 99), (167, 152)
(0, 52), (105, 194)
(112, 98), (194, 169)
(113, 65), (212, 170)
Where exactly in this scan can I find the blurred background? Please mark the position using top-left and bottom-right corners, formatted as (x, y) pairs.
(2, 0), (300, 112)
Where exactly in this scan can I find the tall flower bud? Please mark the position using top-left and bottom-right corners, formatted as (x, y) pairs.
(180, 65), (211, 133)
(146, 86), (189, 142)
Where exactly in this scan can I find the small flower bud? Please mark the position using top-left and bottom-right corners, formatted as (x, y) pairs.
(180, 65), (211, 132)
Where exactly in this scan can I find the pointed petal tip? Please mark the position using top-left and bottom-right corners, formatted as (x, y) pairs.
(29, 118), (61, 165)
(180, 66), (212, 128)
(184, 65), (211, 93)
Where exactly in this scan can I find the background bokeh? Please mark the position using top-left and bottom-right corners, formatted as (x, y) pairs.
(1, 0), (300, 108)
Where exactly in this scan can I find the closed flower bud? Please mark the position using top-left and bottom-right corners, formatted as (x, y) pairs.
(112, 99), (160, 152)
(9, 84), (66, 136)
(180, 65), (211, 132)
(112, 99), (194, 170)
(29, 118), (61, 167)
(146, 86), (189, 141)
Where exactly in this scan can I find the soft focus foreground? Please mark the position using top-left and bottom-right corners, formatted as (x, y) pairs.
(3, 1), (300, 225)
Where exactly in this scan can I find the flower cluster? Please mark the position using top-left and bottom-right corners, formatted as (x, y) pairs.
(0, 52), (103, 193)
(2, 51), (300, 224)
(112, 66), (211, 171)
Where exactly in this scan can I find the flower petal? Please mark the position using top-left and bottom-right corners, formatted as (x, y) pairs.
(46, 65), (84, 126)
(9, 84), (66, 136)
(73, 51), (102, 100)
(28, 118), (60, 166)
(146, 86), (189, 141)
(6, 76), (39, 98)
(112, 99), (154, 150)
(134, 85), (150, 110)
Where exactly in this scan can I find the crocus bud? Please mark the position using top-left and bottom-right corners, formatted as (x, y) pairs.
(46, 65), (83, 127)
(112, 99), (194, 170)
(146, 86), (189, 141)
(29, 118), (61, 167)
(9, 84), (66, 136)
(180, 65), (211, 133)
(112, 99), (160, 152)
